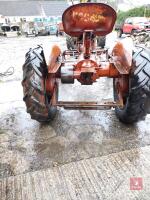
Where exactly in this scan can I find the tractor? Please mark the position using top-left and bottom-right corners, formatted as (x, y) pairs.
(22, 3), (150, 124)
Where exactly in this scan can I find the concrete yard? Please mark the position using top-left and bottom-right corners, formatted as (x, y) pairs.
(0, 35), (150, 199)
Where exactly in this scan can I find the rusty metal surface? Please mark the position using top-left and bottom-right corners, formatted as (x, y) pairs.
(48, 45), (61, 74)
(111, 38), (133, 74)
(74, 61), (119, 84)
(62, 3), (117, 37)
(113, 75), (129, 107)
(55, 100), (122, 110)
(61, 66), (74, 84)
(111, 42), (132, 74)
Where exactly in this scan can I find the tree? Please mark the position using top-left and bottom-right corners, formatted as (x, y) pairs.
(117, 6), (150, 24)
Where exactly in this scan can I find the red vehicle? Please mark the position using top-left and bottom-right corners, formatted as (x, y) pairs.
(118, 17), (150, 37)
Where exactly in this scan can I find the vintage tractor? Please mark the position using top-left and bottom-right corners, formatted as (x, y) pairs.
(22, 3), (150, 123)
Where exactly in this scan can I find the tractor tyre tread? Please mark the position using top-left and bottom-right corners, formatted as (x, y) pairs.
(114, 46), (150, 123)
(22, 46), (56, 122)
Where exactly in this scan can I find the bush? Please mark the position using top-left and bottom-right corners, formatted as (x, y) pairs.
(117, 6), (150, 24)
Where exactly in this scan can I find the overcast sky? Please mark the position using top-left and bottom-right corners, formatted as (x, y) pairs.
(118, 0), (149, 11)
(0, 0), (149, 11)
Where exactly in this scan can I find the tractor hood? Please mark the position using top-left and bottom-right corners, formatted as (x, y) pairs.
(62, 3), (116, 37)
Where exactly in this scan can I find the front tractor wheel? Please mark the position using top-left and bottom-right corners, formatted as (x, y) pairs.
(22, 46), (57, 122)
(113, 46), (150, 124)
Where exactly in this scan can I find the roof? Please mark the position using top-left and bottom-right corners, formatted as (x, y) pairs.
(0, 1), (69, 16)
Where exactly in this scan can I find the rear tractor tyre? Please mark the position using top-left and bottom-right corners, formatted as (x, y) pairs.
(66, 34), (76, 50)
(113, 46), (150, 124)
(22, 46), (57, 122)
(97, 36), (106, 48)
(117, 29), (123, 38)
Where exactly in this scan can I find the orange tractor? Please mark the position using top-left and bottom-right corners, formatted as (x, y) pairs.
(22, 3), (150, 123)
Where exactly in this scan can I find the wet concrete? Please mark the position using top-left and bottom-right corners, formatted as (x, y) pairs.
(0, 35), (150, 182)
(1, 146), (150, 200)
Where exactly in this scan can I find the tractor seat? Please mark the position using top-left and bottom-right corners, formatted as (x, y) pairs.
(62, 3), (116, 37)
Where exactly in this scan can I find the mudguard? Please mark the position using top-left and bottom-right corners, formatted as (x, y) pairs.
(111, 37), (134, 74)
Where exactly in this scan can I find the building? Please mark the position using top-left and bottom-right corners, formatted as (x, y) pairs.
(0, 1), (69, 24)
